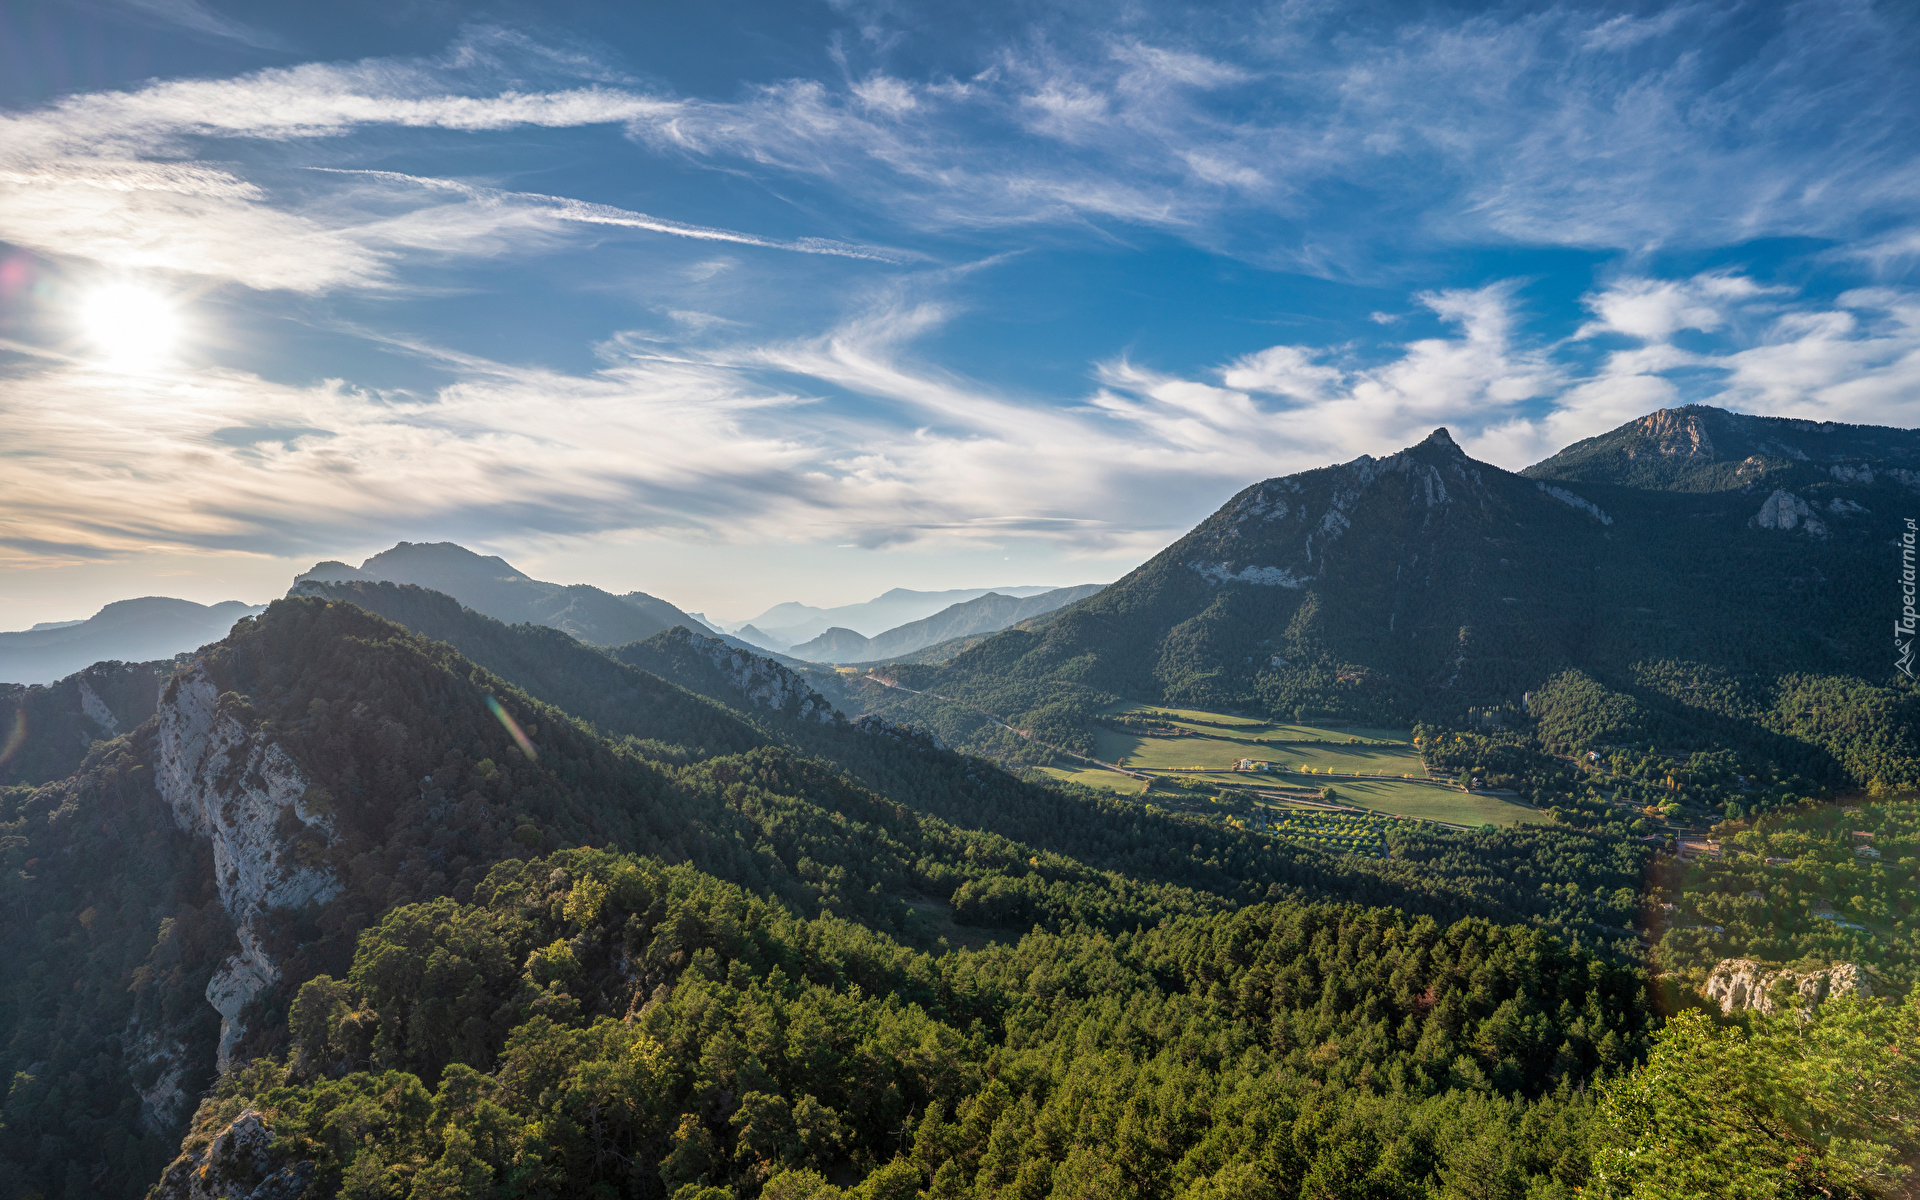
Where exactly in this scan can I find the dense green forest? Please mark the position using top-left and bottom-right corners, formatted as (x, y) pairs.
(177, 846), (1646, 1199)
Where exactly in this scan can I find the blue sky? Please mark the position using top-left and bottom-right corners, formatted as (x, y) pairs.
(2, 0), (1918, 626)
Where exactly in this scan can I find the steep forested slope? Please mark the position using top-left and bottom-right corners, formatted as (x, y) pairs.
(166, 846), (1646, 1200)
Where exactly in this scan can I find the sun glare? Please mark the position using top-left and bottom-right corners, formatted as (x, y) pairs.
(78, 282), (182, 367)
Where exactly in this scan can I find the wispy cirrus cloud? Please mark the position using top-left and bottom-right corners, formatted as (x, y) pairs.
(321, 169), (907, 261)
(116, 0), (288, 50)
(605, 3), (1920, 269)
(5, 4), (1915, 297)
(0, 42), (879, 291)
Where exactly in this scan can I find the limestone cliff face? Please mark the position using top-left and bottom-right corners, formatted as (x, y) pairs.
(1748, 488), (1830, 538)
(1703, 957), (1870, 1016)
(664, 626), (841, 724)
(154, 664), (341, 1069)
(150, 1108), (314, 1200)
(1627, 407), (1717, 460)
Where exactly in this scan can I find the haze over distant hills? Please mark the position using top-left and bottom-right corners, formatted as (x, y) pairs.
(292, 541), (715, 648)
(789, 584), (1106, 662)
(728, 585), (1064, 647)
(0, 597), (263, 685)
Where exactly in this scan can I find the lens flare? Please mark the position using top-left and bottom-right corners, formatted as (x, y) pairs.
(0, 706), (25, 766)
(77, 282), (181, 366)
(486, 695), (538, 760)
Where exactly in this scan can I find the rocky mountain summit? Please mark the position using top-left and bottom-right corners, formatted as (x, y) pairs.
(1523, 404), (1920, 492)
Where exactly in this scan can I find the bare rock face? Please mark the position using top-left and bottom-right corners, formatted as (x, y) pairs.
(121, 1019), (193, 1134)
(1748, 489), (1830, 538)
(1704, 957), (1871, 1016)
(155, 663), (341, 1069)
(1628, 407), (1717, 460)
(151, 1108), (314, 1200)
(664, 626), (841, 724)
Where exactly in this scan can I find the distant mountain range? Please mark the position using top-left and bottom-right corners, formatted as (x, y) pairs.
(292, 541), (715, 647)
(859, 406), (1920, 791)
(789, 584), (1105, 662)
(0, 597), (263, 685)
(728, 585), (1064, 646)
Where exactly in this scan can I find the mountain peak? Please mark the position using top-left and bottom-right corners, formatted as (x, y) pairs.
(1421, 427), (1459, 450)
(1525, 403), (1920, 491)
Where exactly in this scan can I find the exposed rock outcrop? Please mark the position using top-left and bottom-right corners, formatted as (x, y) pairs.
(122, 1019), (193, 1134)
(1190, 427), (1504, 590)
(152, 1108), (314, 1200)
(1748, 489), (1829, 538)
(1703, 957), (1871, 1016)
(1534, 482), (1613, 525)
(1628, 407), (1717, 460)
(155, 663), (341, 1069)
(661, 626), (841, 723)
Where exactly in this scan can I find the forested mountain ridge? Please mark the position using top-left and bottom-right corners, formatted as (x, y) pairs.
(0, 656), (176, 786)
(293, 541), (710, 648)
(4, 593), (1671, 1199)
(250, 583), (1657, 950)
(1523, 404), (1920, 493)
(853, 411), (1917, 805)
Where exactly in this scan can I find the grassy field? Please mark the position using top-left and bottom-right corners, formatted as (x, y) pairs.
(1112, 704), (1409, 742)
(1162, 769), (1539, 828)
(1033, 764), (1149, 796)
(1067, 704), (1541, 827)
(1304, 776), (1538, 827)
(1093, 727), (1429, 775)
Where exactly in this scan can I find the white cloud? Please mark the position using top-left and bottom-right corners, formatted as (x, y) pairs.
(7, 5), (1912, 299)
(1219, 345), (1343, 400)
(1576, 273), (1777, 341)
(325, 169), (906, 261)
(0, 48), (885, 292)
(117, 0), (287, 50)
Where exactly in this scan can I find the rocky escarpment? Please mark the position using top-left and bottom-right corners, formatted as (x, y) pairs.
(661, 626), (842, 724)
(151, 1108), (313, 1200)
(155, 663), (341, 1069)
(1703, 957), (1871, 1016)
(1747, 488), (1830, 538)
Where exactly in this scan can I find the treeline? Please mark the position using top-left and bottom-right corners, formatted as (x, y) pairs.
(181, 846), (1650, 1199)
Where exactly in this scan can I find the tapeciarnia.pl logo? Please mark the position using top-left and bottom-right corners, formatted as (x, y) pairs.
(1900, 517), (1917, 679)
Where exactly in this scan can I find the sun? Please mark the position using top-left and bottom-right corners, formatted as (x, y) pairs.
(77, 282), (182, 367)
